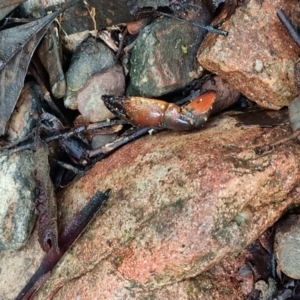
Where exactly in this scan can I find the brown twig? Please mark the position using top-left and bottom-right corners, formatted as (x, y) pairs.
(255, 127), (300, 154)
(15, 189), (110, 300)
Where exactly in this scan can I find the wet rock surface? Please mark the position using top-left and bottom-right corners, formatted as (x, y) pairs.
(127, 2), (212, 97)
(0, 229), (44, 300)
(198, 0), (300, 109)
(275, 214), (300, 279)
(22, 112), (300, 299)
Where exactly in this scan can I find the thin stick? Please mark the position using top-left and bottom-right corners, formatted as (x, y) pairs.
(255, 127), (300, 154)
(0, 120), (127, 157)
(277, 9), (300, 48)
(156, 11), (228, 36)
(116, 28), (128, 58)
(89, 127), (161, 157)
(52, 158), (85, 176)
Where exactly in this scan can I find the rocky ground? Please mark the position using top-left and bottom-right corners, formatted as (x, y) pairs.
(1, 0), (300, 299)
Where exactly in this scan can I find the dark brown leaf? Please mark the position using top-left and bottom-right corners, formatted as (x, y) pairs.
(0, 0), (78, 136)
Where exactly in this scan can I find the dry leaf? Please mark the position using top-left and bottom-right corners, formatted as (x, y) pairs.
(0, 0), (78, 136)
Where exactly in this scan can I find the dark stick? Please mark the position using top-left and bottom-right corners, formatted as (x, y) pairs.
(89, 127), (160, 157)
(255, 127), (300, 154)
(15, 189), (110, 300)
(0, 120), (126, 157)
(277, 9), (300, 48)
(52, 158), (85, 176)
(155, 11), (228, 36)
(116, 28), (128, 58)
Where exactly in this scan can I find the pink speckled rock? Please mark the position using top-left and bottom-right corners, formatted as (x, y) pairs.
(198, 0), (300, 109)
(29, 112), (300, 300)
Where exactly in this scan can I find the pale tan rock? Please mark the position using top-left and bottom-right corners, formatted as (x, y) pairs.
(198, 0), (300, 109)
(77, 65), (125, 123)
(30, 113), (300, 299)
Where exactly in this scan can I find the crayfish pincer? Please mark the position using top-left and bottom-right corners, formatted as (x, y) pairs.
(102, 91), (216, 130)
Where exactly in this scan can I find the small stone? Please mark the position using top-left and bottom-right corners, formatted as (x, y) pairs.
(64, 37), (116, 109)
(255, 278), (277, 300)
(198, 0), (300, 109)
(77, 65), (125, 123)
(200, 76), (241, 115)
(288, 96), (300, 133)
(254, 59), (264, 73)
(127, 2), (212, 97)
(127, 18), (149, 35)
(275, 214), (300, 279)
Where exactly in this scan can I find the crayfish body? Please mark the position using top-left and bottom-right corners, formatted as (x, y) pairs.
(102, 90), (216, 130)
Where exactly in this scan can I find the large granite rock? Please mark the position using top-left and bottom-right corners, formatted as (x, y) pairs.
(28, 112), (300, 299)
(198, 0), (300, 109)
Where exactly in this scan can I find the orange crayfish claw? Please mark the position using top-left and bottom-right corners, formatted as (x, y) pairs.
(182, 90), (216, 128)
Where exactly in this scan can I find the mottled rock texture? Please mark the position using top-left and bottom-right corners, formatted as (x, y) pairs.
(127, 1), (212, 97)
(0, 83), (39, 250)
(29, 113), (300, 299)
(77, 65), (125, 123)
(64, 37), (116, 109)
(198, 0), (300, 109)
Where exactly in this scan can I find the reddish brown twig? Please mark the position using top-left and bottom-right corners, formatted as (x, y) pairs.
(16, 189), (110, 300)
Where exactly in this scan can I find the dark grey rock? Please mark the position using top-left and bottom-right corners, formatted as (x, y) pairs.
(64, 37), (117, 109)
(127, 8), (211, 97)
(275, 214), (300, 279)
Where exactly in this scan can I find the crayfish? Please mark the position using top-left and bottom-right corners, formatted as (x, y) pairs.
(102, 90), (216, 130)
